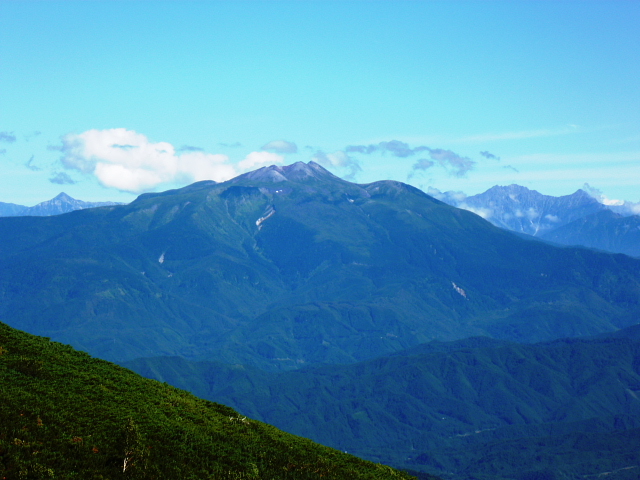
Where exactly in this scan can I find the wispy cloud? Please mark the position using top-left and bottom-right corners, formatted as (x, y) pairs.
(25, 155), (42, 171)
(479, 150), (500, 161)
(428, 149), (475, 178)
(345, 139), (475, 178)
(312, 150), (361, 180)
(510, 151), (640, 166)
(407, 159), (435, 180)
(457, 125), (580, 143)
(346, 140), (428, 158)
(177, 145), (204, 153)
(49, 172), (77, 185)
(0, 131), (17, 143)
(262, 140), (298, 154)
(24, 131), (42, 142)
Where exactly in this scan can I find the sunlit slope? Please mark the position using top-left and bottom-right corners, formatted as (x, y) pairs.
(0, 162), (639, 368)
(0, 321), (419, 480)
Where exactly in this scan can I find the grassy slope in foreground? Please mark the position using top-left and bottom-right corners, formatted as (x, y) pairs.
(0, 322), (422, 480)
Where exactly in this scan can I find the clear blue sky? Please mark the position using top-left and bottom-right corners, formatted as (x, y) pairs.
(1, 0), (638, 206)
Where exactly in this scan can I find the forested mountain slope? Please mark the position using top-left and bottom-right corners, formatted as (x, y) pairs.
(1, 162), (639, 369)
(0, 321), (420, 480)
(127, 331), (640, 479)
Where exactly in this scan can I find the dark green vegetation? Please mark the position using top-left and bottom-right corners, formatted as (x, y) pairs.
(126, 329), (640, 479)
(3, 163), (640, 478)
(1, 162), (640, 370)
(0, 321), (420, 480)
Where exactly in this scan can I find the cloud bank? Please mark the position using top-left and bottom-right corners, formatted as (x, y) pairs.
(59, 129), (238, 192)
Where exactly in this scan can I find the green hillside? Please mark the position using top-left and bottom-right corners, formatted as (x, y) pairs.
(1, 162), (639, 370)
(0, 321), (420, 480)
(126, 333), (640, 479)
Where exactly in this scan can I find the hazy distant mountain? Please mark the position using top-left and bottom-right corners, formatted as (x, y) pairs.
(0, 201), (26, 216)
(0, 192), (122, 217)
(540, 209), (640, 258)
(439, 184), (605, 236)
(436, 184), (640, 258)
(1, 162), (639, 369)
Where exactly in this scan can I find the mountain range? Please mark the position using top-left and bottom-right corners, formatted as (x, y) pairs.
(1, 162), (639, 369)
(2, 161), (640, 478)
(0, 192), (121, 217)
(436, 184), (640, 257)
(126, 327), (640, 479)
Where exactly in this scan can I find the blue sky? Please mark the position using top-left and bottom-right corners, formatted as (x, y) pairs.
(1, 0), (638, 206)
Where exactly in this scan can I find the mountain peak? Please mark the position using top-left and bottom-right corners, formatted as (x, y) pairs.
(234, 161), (340, 184)
(242, 165), (288, 183)
(50, 192), (76, 203)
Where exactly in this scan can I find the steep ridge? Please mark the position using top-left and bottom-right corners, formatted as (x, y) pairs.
(0, 162), (639, 368)
(126, 330), (640, 479)
(441, 185), (605, 236)
(0, 321), (418, 479)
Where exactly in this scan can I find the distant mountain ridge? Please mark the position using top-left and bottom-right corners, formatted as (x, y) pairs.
(441, 184), (605, 235)
(0, 192), (122, 217)
(437, 184), (640, 257)
(540, 209), (640, 258)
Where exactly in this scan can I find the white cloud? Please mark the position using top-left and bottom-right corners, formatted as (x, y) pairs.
(238, 151), (284, 170)
(459, 204), (493, 219)
(426, 187), (467, 205)
(525, 207), (539, 220)
(60, 128), (238, 193)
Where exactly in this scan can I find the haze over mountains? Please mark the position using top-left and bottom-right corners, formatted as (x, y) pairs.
(3, 161), (640, 478)
(0, 192), (121, 217)
(434, 184), (640, 257)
